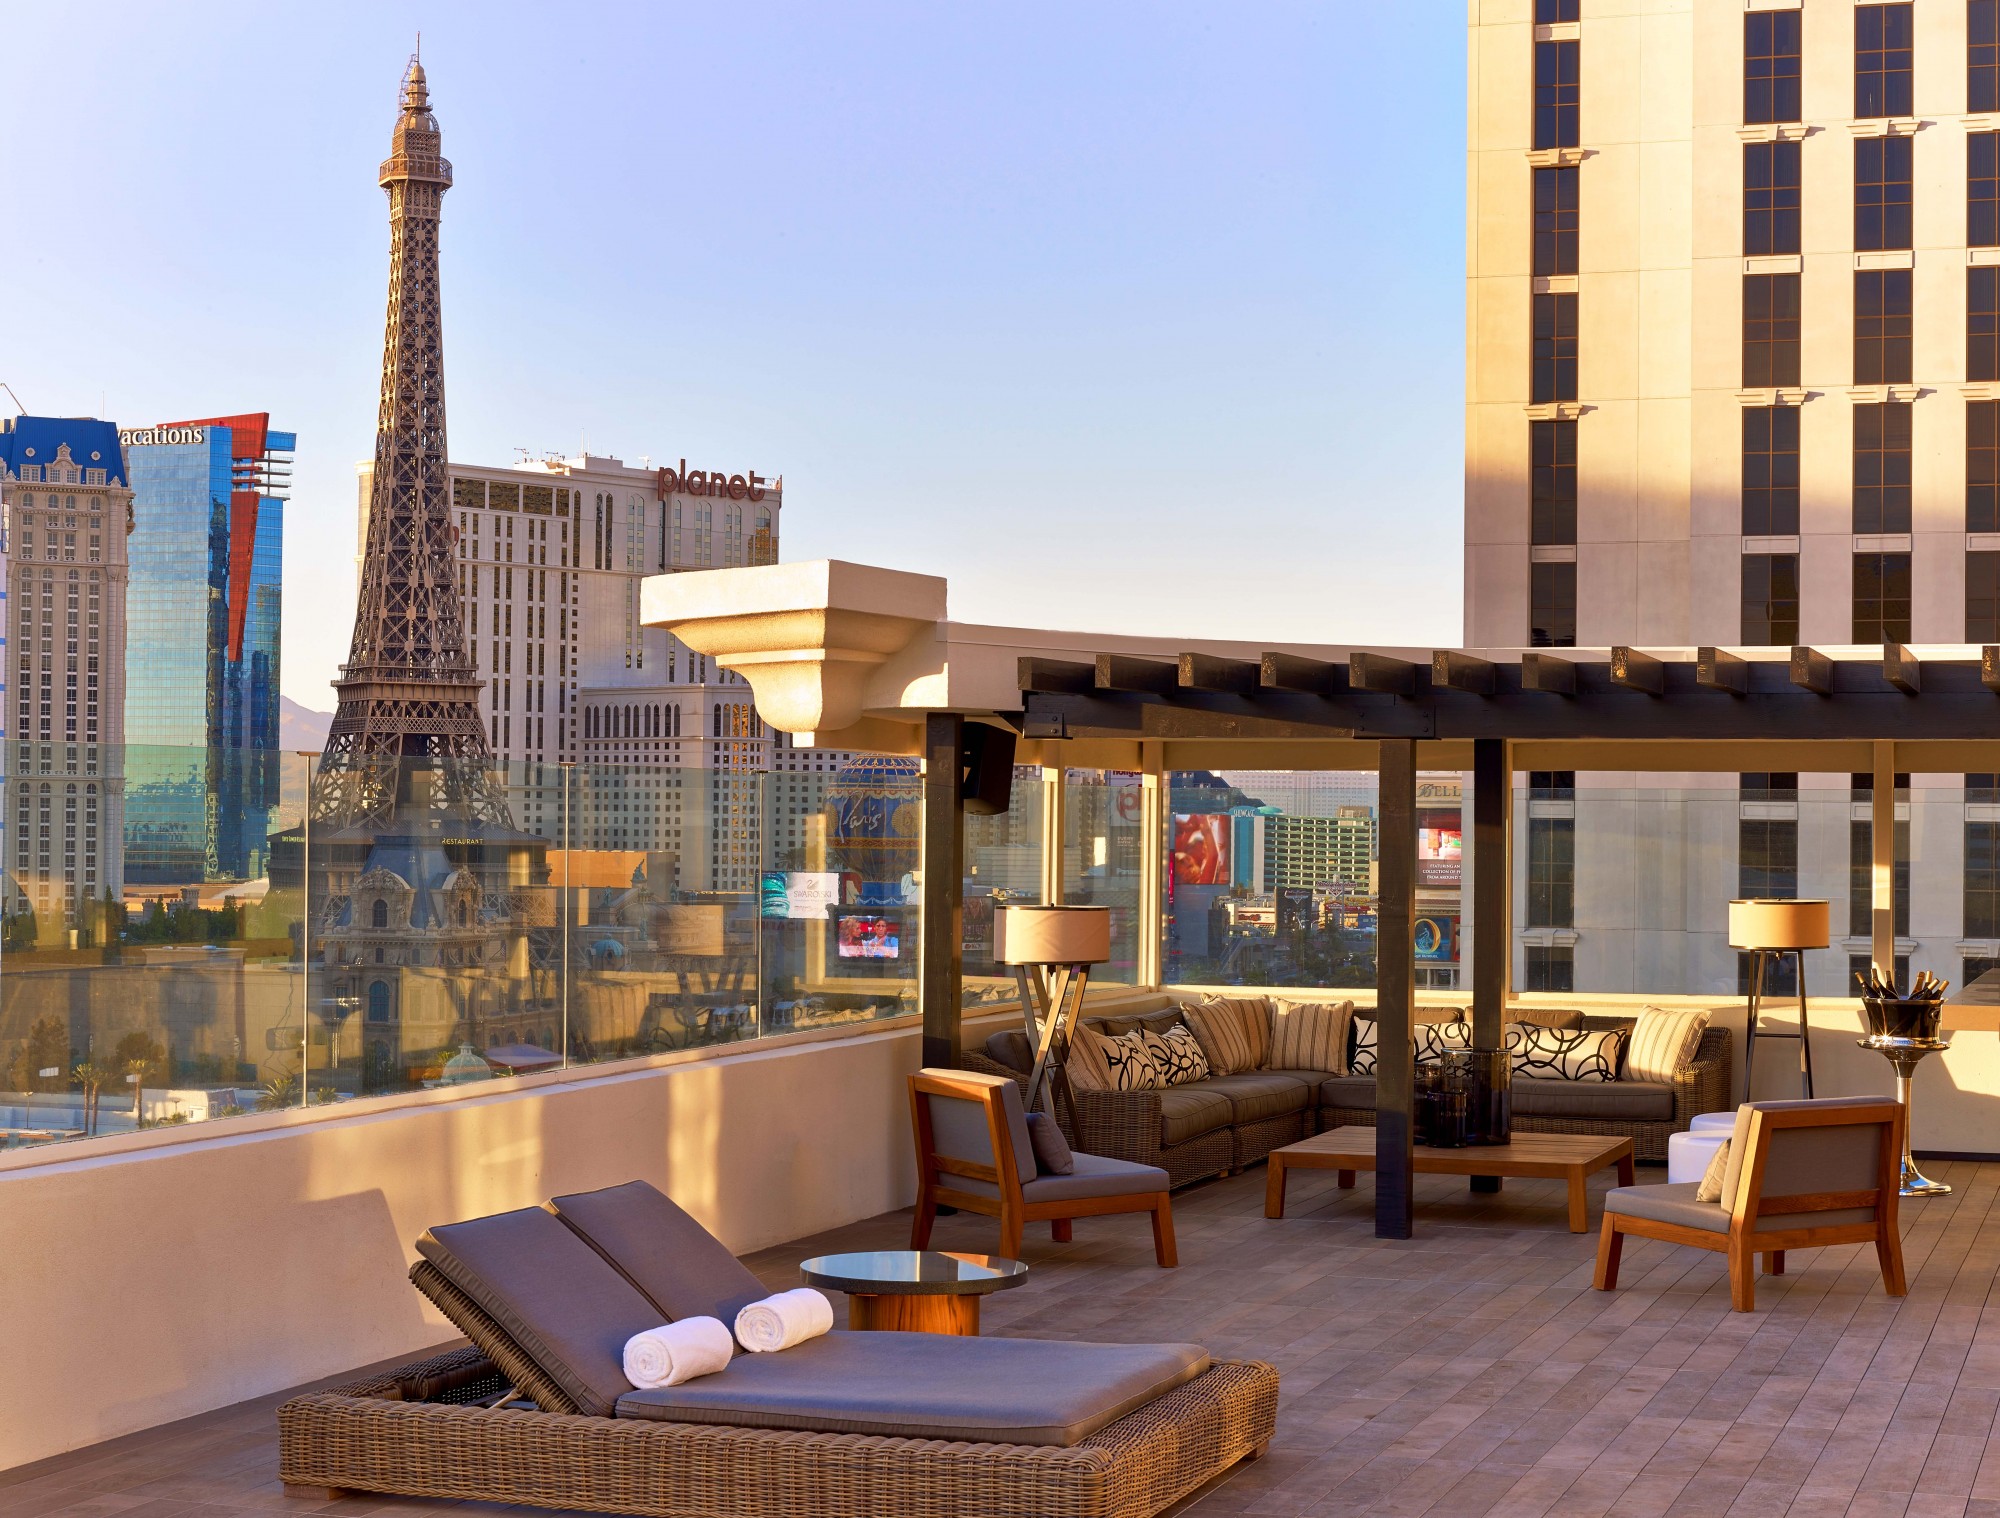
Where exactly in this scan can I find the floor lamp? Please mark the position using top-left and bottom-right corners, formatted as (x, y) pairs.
(996, 905), (1111, 1126)
(1728, 898), (1830, 1099)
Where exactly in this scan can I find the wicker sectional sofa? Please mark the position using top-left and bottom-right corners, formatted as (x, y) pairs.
(963, 993), (1732, 1186)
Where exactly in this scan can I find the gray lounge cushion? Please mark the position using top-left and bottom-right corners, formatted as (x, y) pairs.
(983, 1028), (1033, 1073)
(615, 1329), (1209, 1446)
(1158, 1084), (1233, 1145)
(1088, 1007), (1187, 1040)
(1512, 1077), (1674, 1122)
(548, 1180), (768, 1327)
(416, 1206), (662, 1418)
(1317, 1075), (1377, 1111)
(945, 1149), (1167, 1204)
(1606, 1179), (1876, 1235)
(1201, 1072), (1310, 1125)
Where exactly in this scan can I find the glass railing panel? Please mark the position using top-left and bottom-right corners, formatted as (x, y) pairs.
(1062, 768), (1143, 983)
(961, 765), (1044, 1012)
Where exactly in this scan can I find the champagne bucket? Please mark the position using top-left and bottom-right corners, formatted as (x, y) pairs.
(1860, 997), (1942, 1042)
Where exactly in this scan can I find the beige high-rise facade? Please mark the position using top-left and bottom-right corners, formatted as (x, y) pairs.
(1467, 0), (2000, 998)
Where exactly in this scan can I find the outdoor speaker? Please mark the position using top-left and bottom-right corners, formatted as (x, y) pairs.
(959, 723), (1016, 815)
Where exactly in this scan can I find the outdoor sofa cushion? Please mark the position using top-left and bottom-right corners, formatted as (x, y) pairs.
(548, 1181), (769, 1327)
(1605, 1179), (1876, 1235)
(945, 1149), (1168, 1204)
(615, 1329), (1210, 1446)
(415, 1206), (663, 1418)
(1512, 1077), (1674, 1122)
(1159, 1084), (1233, 1145)
(1200, 1072), (1312, 1125)
(983, 1028), (1033, 1072)
(1316, 1075), (1378, 1110)
(1088, 1007), (1188, 1040)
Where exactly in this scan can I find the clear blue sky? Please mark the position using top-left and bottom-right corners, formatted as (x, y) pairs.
(5, 2), (1465, 708)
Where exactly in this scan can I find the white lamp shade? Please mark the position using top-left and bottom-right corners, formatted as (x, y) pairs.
(995, 905), (1112, 965)
(1728, 898), (1831, 951)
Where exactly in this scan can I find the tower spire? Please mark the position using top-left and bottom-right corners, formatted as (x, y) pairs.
(312, 58), (507, 832)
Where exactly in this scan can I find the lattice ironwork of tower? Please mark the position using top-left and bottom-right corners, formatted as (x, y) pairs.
(311, 56), (510, 832)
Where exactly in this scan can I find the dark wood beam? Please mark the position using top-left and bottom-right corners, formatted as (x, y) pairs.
(1610, 646), (1664, 695)
(1095, 654), (1178, 695)
(1986, 646), (2000, 693)
(1018, 657), (1095, 694)
(919, 713), (964, 1068)
(1469, 737), (1509, 1196)
(1521, 652), (1576, 695)
(1259, 652), (1348, 695)
(1351, 652), (1418, 695)
(1697, 646), (1748, 695)
(1790, 646), (1833, 696)
(1432, 650), (1496, 695)
(1177, 652), (1258, 694)
(1375, 737), (1418, 1241)
(1884, 642), (1921, 695)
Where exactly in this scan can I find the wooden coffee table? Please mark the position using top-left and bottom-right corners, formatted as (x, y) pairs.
(1265, 1126), (1635, 1232)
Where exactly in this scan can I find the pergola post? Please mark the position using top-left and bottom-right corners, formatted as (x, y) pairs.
(921, 712), (966, 1068)
(1138, 742), (1165, 987)
(1468, 738), (1510, 1195)
(1375, 737), (1418, 1240)
(1041, 763), (1066, 905)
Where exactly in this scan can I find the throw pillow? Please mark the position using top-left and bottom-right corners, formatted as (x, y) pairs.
(1625, 1006), (1711, 1084)
(1143, 1023), (1212, 1085)
(1025, 1111), (1075, 1175)
(1510, 1025), (1626, 1082)
(1194, 993), (1273, 1071)
(1694, 1138), (1731, 1204)
(1064, 1025), (1114, 1092)
(1350, 1014), (1377, 1075)
(1268, 999), (1353, 1073)
(1414, 1020), (1472, 1065)
(1505, 1007), (1585, 1032)
(1184, 998), (1259, 1075)
(1102, 1027), (1166, 1091)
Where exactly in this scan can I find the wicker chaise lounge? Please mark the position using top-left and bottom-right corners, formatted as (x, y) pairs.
(279, 1182), (1278, 1518)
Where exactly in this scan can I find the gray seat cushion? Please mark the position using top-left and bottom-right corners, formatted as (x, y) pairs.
(1201, 1072), (1310, 1125)
(548, 1181), (768, 1328)
(1606, 1180), (1876, 1236)
(1317, 1075), (1377, 1111)
(1513, 1078), (1674, 1122)
(615, 1329), (1209, 1446)
(984, 1028), (1033, 1073)
(1158, 1085), (1233, 1145)
(946, 1148), (1167, 1204)
(415, 1206), (663, 1418)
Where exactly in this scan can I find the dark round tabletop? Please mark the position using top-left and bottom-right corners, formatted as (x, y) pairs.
(799, 1250), (1029, 1297)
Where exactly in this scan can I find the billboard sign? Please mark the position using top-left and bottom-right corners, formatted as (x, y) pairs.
(1171, 814), (1231, 886)
(761, 871), (840, 920)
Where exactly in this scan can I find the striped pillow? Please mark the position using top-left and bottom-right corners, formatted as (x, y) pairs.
(1193, 994), (1273, 1071)
(1269, 1000), (1353, 1074)
(1624, 1006), (1710, 1084)
(1064, 1025), (1115, 1092)
(1183, 998), (1261, 1074)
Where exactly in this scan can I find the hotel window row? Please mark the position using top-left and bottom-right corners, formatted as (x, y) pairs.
(1744, 4), (2000, 125)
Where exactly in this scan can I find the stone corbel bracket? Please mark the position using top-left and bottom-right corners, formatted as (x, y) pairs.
(641, 560), (945, 743)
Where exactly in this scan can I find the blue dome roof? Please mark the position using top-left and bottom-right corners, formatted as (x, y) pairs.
(0, 416), (126, 486)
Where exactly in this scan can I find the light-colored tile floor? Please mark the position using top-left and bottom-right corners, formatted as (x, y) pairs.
(4, 1158), (1995, 1518)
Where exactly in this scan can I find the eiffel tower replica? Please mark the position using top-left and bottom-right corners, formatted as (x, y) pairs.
(279, 55), (550, 1087)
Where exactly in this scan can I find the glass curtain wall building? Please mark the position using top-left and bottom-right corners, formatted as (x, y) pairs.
(123, 416), (292, 883)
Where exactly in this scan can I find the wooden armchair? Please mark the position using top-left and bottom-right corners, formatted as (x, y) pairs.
(1594, 1096), (1906, 1313)
(909, 1069), (1177, 1267)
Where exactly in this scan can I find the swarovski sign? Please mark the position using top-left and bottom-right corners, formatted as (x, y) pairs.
(118, 426), (208, 447)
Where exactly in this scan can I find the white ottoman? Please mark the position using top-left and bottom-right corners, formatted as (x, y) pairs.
(1689, 1110), (1735, 1135)
(1668, 1128), (1729, 1184)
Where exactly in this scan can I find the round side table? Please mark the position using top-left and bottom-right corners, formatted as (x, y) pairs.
(1857, 1036), (1953, 1198)
(799, 1250), (1028, 1336)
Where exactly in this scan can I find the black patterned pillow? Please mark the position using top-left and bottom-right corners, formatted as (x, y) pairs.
(1510, 1025), (1625, 1082)
(1142, 1024), (1212, 1086)
(1349, 1016), (1377, 1075)
(1102, 1028), (1166, 1091)
(1351, 1015), (1469, 1074)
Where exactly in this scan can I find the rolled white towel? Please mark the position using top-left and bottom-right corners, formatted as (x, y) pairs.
(734, 1287), (835, 1353)
(621, 1317), (734, 1389)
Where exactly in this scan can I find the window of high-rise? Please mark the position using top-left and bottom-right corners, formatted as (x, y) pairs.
(1974, 268), (2000, 382)
(1529, 560), (1576, 648)
(1745, 11), (1802, 125)
(1974, 134), (2000, 248)
(1530, 419), (1576, 545)
(1974, 0), (2000, 113)
(1534, 40), (1580, 150)
(1969, 818), (2000, 939)
(1855, 4), (1914, 119)
(1972, 400), (2000, 531)
(1743, 273), (1801, 387)
(1742, 407), (1800, 535)
(1743, 141), (1801, 256)
(1968, 551), (2000, 641)
(1532, 166), (1578, 277)
(1531, 291), (1577, 403)
(1854, 269), (1913, 385)
(1853, 402), (1913, 533)
(1854, 137), (1913, 252)
(1522, 945), (1574, 993)
(1534, 0), (1579, 21)
(1526, 815), (1574, 927)
(1741, 554), (1800, 644)
(1853, 551), (1913, 643)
